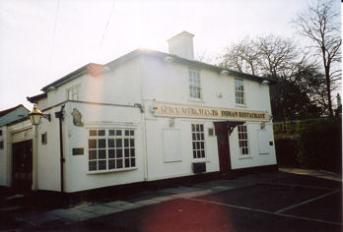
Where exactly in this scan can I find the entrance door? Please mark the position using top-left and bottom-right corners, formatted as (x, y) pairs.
(214, 121), (244, 173)
(216, 131), (230, 172)
(12, 140), (32, 192)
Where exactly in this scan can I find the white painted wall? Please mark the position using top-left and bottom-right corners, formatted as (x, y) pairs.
(229, 122), (277, 169)
(145, 118), (219, 181)
(140, 56), (271, 112)
(63, 101), (145, 193)
(39, 59), (141, 110)
(140, 56), (275, 176)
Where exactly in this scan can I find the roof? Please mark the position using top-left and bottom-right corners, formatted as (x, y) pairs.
(0, 104), (28, 117)
(0, 104), (30, 127)
(29, 49), (274, 102)
(27, 93), (47, 103)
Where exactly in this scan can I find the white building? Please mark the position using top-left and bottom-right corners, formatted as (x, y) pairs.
(0, 31), (277, 194)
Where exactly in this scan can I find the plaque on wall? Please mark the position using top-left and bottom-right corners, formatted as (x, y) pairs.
(72, 148), (84, 156)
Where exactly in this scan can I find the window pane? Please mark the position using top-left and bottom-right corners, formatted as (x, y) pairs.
(130, 139), (134, 146)
(116, 130), (122, 136)
(89, 161), (97, 171)
(131, 158), (135, 167)
(89, 130), (97, 136)
(98, 130), (105, 136)
(117, 159), (123, 168)
(124, 149), (130, 157)
(124, 158), (130, 167)
(98, 139), (106, 148)
(130, 148), (135, 157)
(125, 130), (130, 136)
(109, 130), (115, 136)
(88, 139), (96, 148)
(109, 149), (115, 158)
(109, 160), (115, 169)
(116, 139), (122, 147)
(129, 130), (134, 136)
(124, 139), (129, 147)
(89, 150), (97, 160)
(98, 160), (106, 170)
(108, 139), (114, 147)
(99, 149), (106, 159)
(117, 149), (123, 158)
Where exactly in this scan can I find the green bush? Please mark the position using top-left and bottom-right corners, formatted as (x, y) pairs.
(298, 119), (342, 174)
(275, 118), (342, 174)
(275, 138), (299, 167)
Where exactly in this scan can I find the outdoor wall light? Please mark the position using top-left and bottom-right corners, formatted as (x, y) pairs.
(261, 80), (270, 85)
(220, 70), (229, 75)
(29, 105), (51, 126)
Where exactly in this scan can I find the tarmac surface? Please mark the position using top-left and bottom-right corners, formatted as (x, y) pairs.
(0, 170), (342, 231)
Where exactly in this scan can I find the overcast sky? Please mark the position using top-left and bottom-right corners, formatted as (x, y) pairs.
(0, 0), (338, 110)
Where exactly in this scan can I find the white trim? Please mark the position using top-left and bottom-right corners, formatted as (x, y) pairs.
(87, 167), (137, 175)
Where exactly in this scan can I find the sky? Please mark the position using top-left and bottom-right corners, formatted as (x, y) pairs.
(0, 0), (339, 110)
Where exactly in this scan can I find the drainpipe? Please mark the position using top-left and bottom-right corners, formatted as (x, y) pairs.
(55, 105), (65, 193)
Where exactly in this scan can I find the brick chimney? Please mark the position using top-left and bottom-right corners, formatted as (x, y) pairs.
(167, 31), (194, 60)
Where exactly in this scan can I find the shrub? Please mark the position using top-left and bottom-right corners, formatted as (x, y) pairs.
(298, 119), (342, 174)
(275, 138), (299, 167)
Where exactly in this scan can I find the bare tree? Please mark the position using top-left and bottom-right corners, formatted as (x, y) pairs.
(220, 35), (298, 79)
(257, 35), (299, 79)
(220, 38), (260, 75)
(294, 0), (341, 117)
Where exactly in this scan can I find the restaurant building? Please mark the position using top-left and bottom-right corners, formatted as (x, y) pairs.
(0, 31), (277, 193)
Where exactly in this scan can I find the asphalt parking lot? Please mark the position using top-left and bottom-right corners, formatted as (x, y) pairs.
(1, 171), (342, 231)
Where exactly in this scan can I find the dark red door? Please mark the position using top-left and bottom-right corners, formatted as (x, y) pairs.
(12, 140), (32, 192)
(214, 121), (245, 173)
(217, 132), (230, 172)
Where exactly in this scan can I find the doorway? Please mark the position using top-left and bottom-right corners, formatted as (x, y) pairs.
(214, 121), (244, 173)
(12, 140), (32, 192)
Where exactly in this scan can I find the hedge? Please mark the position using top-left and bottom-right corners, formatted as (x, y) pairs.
(275, 118), (342, 174)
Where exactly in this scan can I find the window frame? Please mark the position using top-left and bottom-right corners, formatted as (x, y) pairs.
(237, 125), (249, 155)
(191, 123), (206, 160)
(189, 69), (202, 99)
(234, 78), (245, 105)
(66, 85), (80, 101)
(88, 128), (136, 173)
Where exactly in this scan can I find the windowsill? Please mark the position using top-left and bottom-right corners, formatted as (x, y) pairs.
(238, 155), (253, 160)
(87, 167), (137, 175)
(235, 103), (247, 108)
(259, 152), (270, 155)
(164, 160), (182, 163)
(192, 159), (210, 163)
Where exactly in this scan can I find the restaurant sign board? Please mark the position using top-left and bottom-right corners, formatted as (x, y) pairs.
(153, 102), (270, 122)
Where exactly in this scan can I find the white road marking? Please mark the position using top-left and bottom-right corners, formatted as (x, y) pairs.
(186, 195), (343, 226)
(275, 190), (339, 213)
(258, 182), (337, 191)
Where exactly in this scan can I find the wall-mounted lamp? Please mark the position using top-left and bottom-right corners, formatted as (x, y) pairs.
(29, 105), (51, 126)
(220, 70), (229, 76)
(261, 80), (270, 85)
